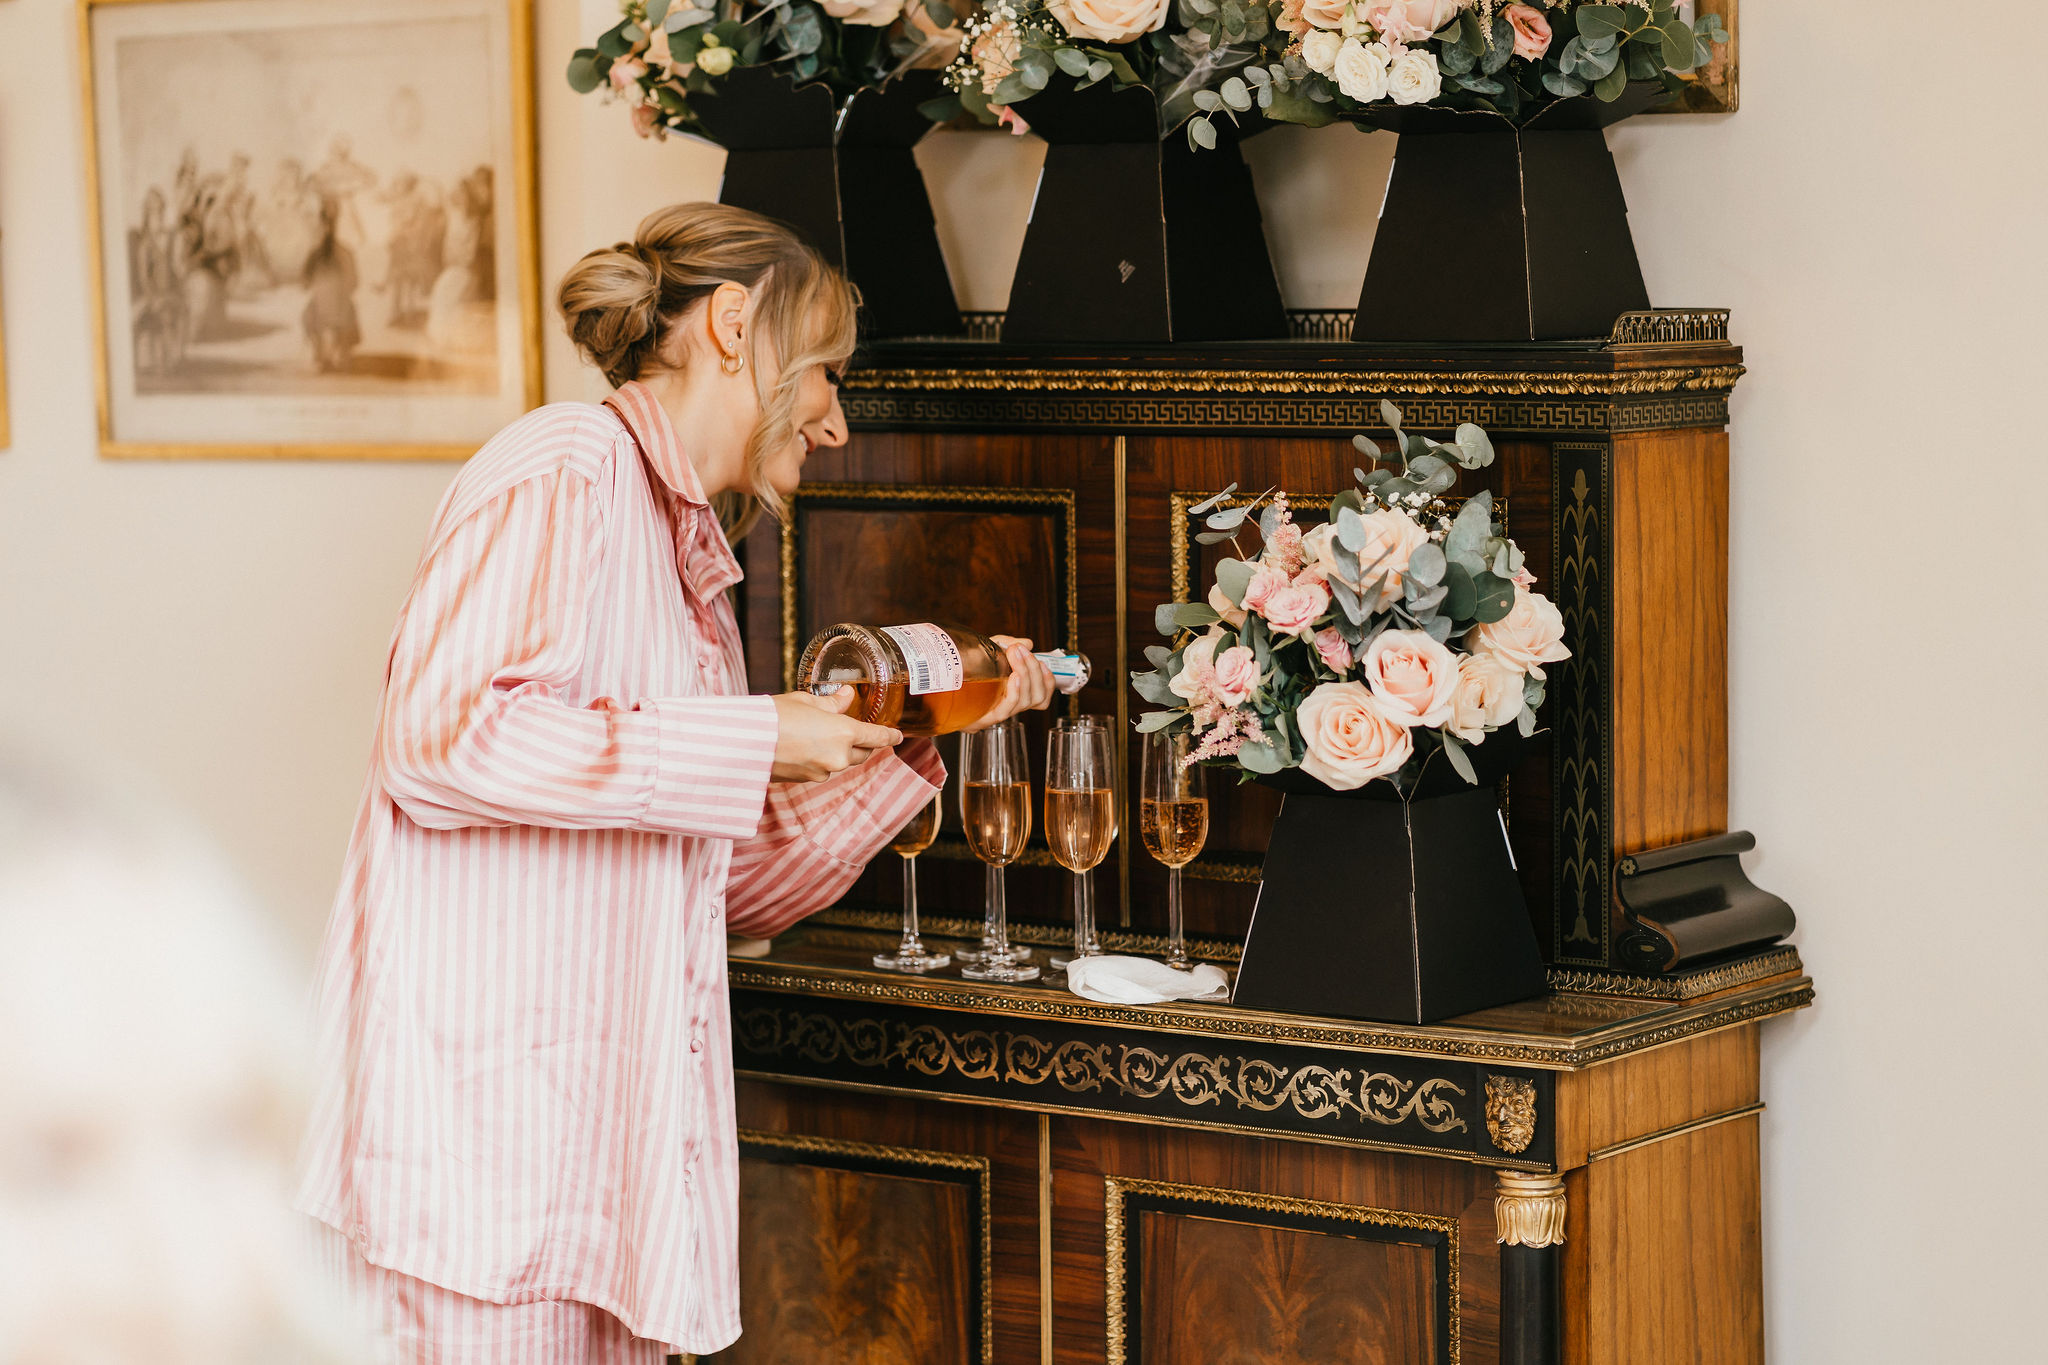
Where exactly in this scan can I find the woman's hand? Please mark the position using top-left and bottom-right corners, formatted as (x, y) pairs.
(960, 635), (1057, 732)
(771, 688), (903, 783)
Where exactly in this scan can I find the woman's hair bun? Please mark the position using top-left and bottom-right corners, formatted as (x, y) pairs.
(557, 241), (664, 386)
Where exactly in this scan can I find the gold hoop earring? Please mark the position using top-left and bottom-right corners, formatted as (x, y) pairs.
(721, 349), (744, 375)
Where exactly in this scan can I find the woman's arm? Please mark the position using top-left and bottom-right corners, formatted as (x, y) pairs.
(723, 740), (946, 938)
(376, 470), (779, 841)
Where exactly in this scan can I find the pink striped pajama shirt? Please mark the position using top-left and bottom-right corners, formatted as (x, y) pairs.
(297, 382), (943, 1358)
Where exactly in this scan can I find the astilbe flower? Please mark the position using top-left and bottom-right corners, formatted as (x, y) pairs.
(1187, 706), (1266, 765)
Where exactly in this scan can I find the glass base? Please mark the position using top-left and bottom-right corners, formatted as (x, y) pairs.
(960, 958), (1041, 982)
(954, 941), (1031, 965)
(874, 949), (951, 972)
(1047, 946), (1103, 973)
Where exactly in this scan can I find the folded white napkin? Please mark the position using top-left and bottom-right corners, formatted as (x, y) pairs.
(1063, 955), (1230, 1005)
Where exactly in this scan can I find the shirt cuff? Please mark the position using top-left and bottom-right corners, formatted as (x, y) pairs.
(644, 695), (779, 840)
(780, 742), (947, 868)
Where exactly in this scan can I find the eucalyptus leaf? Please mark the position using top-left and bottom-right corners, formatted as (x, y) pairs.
(1236, 739), (1283, 774)
(1470, 571), (1516, 624)
(1379, 398), (1404, 433)
(1144, 645), (1174, 669)
(1440, 732), (1479, 785)
(1407, 581), (1448, 614)
(1173, 602), (1223, 629)
(1214, 558), (1256, 606)
(1205, 505), (1250, 532)
(1441, 561), (1476, 618)
(1406, 541), (1446, 587)
(647, 0), (674, 25)
(1454, 422), (1495, 468)
(1408, 453), (1450, 482)
(1335, 505), (1368, 553)
(1155, 603), (1183, 637)
(1188, 483), (1239, 514)
(1424, 614), (1454, 643)
(1132, 671), (1180, 705)
(1194, 529), (1236, 545)
(1352, 433), (1381, 460)
(1575, 4), (1626, 41)
(1517, 704), (1538, 738)
(566, 52), (605, 93)
(1136, 710), (1182, 733)
(1330, 574), (1367, 625)
(1329, 488), (1366, 516)
(1053, 46), (1092, 76)
(1445, 491), (1493, 562)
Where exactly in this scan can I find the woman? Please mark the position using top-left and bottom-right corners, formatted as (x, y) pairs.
(297, 203), (1054, 1362)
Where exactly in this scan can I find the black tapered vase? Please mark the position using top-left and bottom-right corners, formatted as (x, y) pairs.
(693, 68), (962, 339)
(1351, 83), (1670, 342)
(1004, 79), (1285, 343)
(1233, 752), (1548, 1025)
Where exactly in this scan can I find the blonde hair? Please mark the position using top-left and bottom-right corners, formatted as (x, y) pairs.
(557, 202), (859, 539)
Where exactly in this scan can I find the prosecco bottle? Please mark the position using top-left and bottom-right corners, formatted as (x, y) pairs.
(797, 622), (1090, 737)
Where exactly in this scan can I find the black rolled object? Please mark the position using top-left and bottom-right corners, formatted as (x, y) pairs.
(1002, 79), (1286, 344)
(1351, 82), (1669, 343)
(1232, 735), (1550, 1025)
(694, 67), (963, 340)
(1614, 830), (1797, 973)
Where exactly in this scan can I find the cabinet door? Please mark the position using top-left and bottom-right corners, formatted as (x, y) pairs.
(724, 1080), (1044, 1365)
(1046, 1115), (1503, 1365)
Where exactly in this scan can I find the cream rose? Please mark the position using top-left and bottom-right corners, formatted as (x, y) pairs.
(1301, 30), (1343, 75)
(1361, 628), (1460, 727)
(970, 19), (1020, 94)
(1048, 0), (1170, 44)
(1358, 0), (1457, 43)
(1168, 628), (1224, 703)
(1257, 579), (1331, 639)
(1466, 587), (1570, 678)
(1301, 0), (1350, 31)
(1313, 627), (1353, 674)
(1211, 645), (1259, 707)
(1446, 650), (1525, 743)
(1502, 3), (1552, 59)
(1207, 580), (1247, 628)
(823, 0), (907, 24)
(1352, 506), (1429, 604)
(1297, 682), (1413, 790)
(696, 43), (736, 75)
(1332, 39), (1390, 102)
(1386, 48), (1442, 104)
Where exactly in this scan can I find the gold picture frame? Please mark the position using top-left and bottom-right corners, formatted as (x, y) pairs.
(78, 0), (542, 460)
(0, 235), (10, 453)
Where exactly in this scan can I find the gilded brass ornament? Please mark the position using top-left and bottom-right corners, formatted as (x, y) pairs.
(1484, 1076), (1538, 1154)
(1494, 1171), (1567, 1248)
(843, 365), (1745, 398)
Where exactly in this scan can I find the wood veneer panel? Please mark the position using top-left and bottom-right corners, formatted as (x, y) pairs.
(1552, 1024), (1760, 1168)
(1563, 1117), (1764, 1365)
(1048, 1115), (1501, 1365)
(1606, 428), (1729, 862)
(733, 1081), (1044, 1365)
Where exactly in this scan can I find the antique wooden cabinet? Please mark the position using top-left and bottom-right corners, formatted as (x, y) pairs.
(705, 312), (1809, 1365)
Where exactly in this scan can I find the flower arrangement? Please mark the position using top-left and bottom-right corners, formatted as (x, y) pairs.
(937, 0), (1724, 147)
(1129, 402), (1569, 792)
(568, 0), (967, 140)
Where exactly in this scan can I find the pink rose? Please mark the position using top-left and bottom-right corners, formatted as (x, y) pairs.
(1313, 627), (1353, 674)
(1168, 628), (1223, 703)
(1446, 650), (1525, 743)
(1240, 565), (1290, 616)
(1211, 645), (1259, 707)
(609, 57), (649, 91)
(629, 102), (661, 139)
(1257, 579), (1331, 639)
(1048, 0), (1170, 44)
(1466, 587), (1570, 679)
(1503, 3), (1551, 59)
(1359, 0), (1458, 44)
(1361, 628), (1460, 727)
(1301, 0), (1349, 31)
(1296, 682), (1414, 790)
(1208, 580), (1247, 628)
(995, 105), (1031, 136)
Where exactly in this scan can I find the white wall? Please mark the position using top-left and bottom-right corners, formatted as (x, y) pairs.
(2, 0), (2042, 1357)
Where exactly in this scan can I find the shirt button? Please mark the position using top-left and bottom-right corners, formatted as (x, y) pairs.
(710, 894), (723, 920)
(690, 1036), (704, 1053)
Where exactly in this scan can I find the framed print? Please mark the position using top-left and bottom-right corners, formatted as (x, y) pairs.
(80, 0), (540, 460)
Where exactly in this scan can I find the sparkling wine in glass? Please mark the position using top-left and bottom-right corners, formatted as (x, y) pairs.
(1046, 717), (1116, 973)
(1140, 730), (1209, 970)
(875, 793), (948, 972)
(958, 720), (1039, 983)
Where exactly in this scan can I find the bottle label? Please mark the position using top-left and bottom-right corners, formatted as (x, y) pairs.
(1033, 650), (1091, 695)
(881, 623), (964, 696)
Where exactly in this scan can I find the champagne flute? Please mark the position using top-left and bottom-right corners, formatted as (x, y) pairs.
(875, 793), (948, 972)
(1140, 729), (1209, 970)
(958, 720), (1039, 983)
(1046, 717), (1115, 973)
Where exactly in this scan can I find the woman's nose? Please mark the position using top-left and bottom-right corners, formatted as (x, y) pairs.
(816, 391), (849, 448)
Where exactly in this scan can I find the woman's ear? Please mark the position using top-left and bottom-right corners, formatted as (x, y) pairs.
(706, 281), (750, 367)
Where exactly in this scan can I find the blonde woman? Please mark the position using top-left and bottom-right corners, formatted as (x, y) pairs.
(297, 204), (1054, 1363)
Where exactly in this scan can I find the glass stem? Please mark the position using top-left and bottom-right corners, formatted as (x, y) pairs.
(987, 862), (1011, 964)
(981, 863), (1000, 951)
(1075, 867), (1098, 957)
(899, 854), (922, 957)
(1167, 865), (1189, 969)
